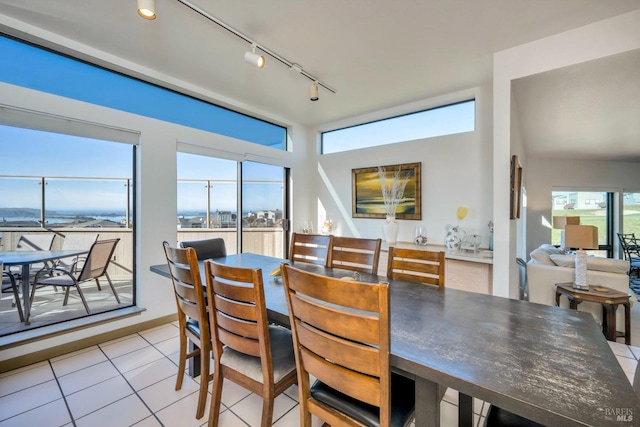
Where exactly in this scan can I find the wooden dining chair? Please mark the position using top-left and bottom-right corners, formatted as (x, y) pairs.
(204, 260), (297, 427)
(281, 263), (415, 427)
(329, 236), (382, 274)
(386, 247), (445, 289)
(289, 232), (333, 266)
(180, 237), (227, 260)
(162, 241), (212, 419)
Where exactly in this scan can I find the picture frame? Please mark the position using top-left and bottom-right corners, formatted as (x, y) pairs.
(352, 162), (421, 220)
(510, 155), (523, 219)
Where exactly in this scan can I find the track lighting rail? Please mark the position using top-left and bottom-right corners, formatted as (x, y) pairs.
(176, 0), (336, 94)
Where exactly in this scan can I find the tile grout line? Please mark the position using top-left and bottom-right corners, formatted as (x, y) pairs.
(48, 358), (78, 427)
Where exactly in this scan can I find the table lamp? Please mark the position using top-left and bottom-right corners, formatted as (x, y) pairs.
(552, 216), (580, 250)
(564, 224), (599, 290)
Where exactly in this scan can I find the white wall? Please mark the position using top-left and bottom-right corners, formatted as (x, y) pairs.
(493, 9), (640, 298)
(526, 158), (640, 256)
(311, 86), (494, 248)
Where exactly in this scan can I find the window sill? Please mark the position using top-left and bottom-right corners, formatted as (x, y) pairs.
(0, 306), (147, 350)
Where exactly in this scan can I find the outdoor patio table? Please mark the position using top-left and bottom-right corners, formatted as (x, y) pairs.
(151, 253), (640, 427)
(1, 249), (88, 324)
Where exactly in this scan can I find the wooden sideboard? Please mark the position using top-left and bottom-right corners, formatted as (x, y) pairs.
(379, 242), (493, 294)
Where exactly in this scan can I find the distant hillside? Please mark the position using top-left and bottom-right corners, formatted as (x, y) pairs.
(0, 207), (41, 218)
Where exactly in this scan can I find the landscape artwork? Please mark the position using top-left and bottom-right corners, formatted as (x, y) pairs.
(352, 162), (421, 220)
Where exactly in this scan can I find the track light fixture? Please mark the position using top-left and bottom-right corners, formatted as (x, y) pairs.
(137, 0), (156, 20)
(309, 82), (319, 101)
(244, 44), (265, 69)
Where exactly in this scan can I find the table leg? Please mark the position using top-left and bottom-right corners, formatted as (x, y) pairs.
(624, 302), (631, 345)
(458, 393), (473, 427)
(569, 297), (580, 310)
(21, 263), (31, 325)
(414, 376), (440, 427)
(602, 304), (616, 341)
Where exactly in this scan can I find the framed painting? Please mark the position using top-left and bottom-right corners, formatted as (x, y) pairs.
(352, 162), (421, 220)
(510, 155), (523, 219)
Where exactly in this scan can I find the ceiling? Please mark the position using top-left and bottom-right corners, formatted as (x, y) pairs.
(0, 0), (639, 160)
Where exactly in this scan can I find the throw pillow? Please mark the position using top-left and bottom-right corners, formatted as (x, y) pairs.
(529, 244), (565, 265)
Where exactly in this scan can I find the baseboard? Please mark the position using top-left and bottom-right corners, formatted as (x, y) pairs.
(0, 313), (177, 372)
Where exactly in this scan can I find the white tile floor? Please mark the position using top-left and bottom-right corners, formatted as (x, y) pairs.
(1, 321), (638, 427)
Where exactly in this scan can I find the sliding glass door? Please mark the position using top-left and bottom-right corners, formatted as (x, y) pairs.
(177, 154), (288, 257)
(241, 161), (287, 258)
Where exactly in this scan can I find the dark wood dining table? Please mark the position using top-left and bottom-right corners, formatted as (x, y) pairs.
(151, 252), (640, 427)
(2, 249), (88, 324)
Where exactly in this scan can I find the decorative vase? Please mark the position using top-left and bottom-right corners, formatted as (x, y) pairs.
(445, 224), (466, 250)
(414, 225), (428, 246)
(383, 215), (399, 244)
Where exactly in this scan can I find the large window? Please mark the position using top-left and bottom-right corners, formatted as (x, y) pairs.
(177, 153), (287, 258)
(321, 100), (475, 154)
(0, 123), (135, 336)
(551, 191), (613, 257)
(623, 192), (640, 236)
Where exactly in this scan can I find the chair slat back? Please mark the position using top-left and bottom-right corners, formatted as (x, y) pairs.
(78, 239), (119, 282)
(282, 264), (390, 418)
(289, 233), (333, 266)
(387, 247), (445, 289)
(163, 242), (208, 330)
(330, 236), (381, 274)
(205, 260), (269, 360)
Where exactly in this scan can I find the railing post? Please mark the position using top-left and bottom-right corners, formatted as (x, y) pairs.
(40, 176), (46, 228)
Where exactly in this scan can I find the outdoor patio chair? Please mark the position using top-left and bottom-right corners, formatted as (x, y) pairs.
(281, 263), (415, 427)
(618, 233), (640, 277)
(28, 238), (121, 322)
(180, 237), (226, 260)
(9, 233), (56, 278)
(55, 233), (99, 274)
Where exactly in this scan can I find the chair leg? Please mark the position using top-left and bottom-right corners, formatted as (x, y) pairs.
(176, 331), (187, 391)
(208, 366), (224, 427)
(95, 277), (102, 291)
(26, 281), (39, 323)
(103, 272), (121, 304)
(195, 345), (210, 419)
(75, 285), (91, 314)
(6, 274), (24, 322)
(261, 394), (275, 427)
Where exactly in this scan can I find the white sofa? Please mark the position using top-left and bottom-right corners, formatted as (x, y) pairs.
(527, 244), (633, 327)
